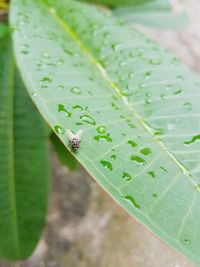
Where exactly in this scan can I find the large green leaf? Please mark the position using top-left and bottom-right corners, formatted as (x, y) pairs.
(10, 0), (200, 265)
(0, 34), (50, 260)
(113, 0), (188, 29)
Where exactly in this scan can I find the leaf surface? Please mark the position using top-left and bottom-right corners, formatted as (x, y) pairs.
(10, 0), (200, 264)
(0, 34), (50, 260)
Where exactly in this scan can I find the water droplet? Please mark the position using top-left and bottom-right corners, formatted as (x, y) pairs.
(195, 81), (200, 87)
(123, 195), (140, 209)
(128, 140), (137, 148)
(97, 126), (107, 134)
(138, 83), (146, 89)
(174, 87), (182, 95)
(128, 72), (134, 78)
(111, 43), (118, 51)
(149, 59), (162, 65)
(145, 97), (152, 104)
(184, 239), (191, 245)
(31, 92), (37, 97)
(80, 114), (96, 125)
(70, 87), (82, 95)
(160, 94), (167, 100)
(171, 57), (179, 66)
(72, 105), (85, 111)
(58, 85), (64, 89)
(148, 171), (155, 178)
(57, 59), (64, 65)
(54, 125), (65, 134)
(144, 71), (151, 80)
(184, 102), (192, 111)
(58, 104), (72, 117)
(184, 135), (200, 145)
(128, 123), (136, 129)
(160, 166), (167, 172)
(76, 122), (83, 126)
(177, 75), (183, 81)
(140, 147), (152, 156)
(94, 133), (112, 143)
(122, 172), (132, 181)
(153, 128), (164, 136)
(42, 52), (50, 59)
(21, 50), (29, 55)
(111, 154), (117, 160)
(103, 31), (109, 38)
(100, 160), (113, 171)
(111, 102), (119, 110)
(130, 155), (146, 166)
(40, 76), (52, 84)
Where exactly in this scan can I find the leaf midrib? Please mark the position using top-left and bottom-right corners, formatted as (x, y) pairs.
(44, 2), (193, 184)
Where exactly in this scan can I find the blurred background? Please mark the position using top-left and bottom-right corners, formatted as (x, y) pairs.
(0, 0), (199, 266)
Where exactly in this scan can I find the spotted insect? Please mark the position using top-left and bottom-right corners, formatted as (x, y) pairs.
(67, 129), (83, 152)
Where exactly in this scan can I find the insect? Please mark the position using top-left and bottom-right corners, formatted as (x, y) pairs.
(66, 129), (83, 152)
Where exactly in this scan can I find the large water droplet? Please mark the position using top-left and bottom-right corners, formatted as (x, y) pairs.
(58, 104), (72, 117)
(111, 154), (117, 160)
(100, 160), (113, 171)
(70, 87), (82, 95)
(130, 155), (146, 166)
(122, 172), (132, 181)
(94, 133), (112, 143)
(40, 76), (52, 86)
(148, 171), (155, 178)
(184, 135), (200, 145)
(140, 147), (152, 156)
(123, 195), (140, 209)
(54, 125), (65, 134)
(128, 140), (137, 148)
(97, 126), (107, 134)
(80, 114), (96, 125)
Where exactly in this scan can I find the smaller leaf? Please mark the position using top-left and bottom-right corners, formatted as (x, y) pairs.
(113, 0), (188, 29)
(50, 132), (80, 170)
(0, 23), (9, 39)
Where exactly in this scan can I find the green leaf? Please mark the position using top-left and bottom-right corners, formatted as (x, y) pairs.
(0, 35), (50, 260)
(0, 23), (9, 38)
(113, 0), (188, 29)
(10, 0), (200, 265)
(50, 132), (80, 170)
